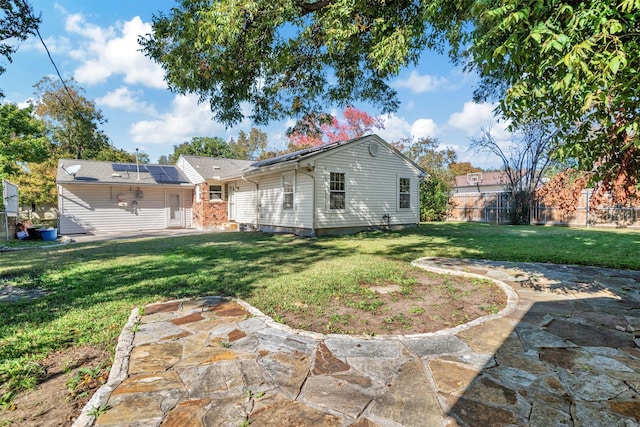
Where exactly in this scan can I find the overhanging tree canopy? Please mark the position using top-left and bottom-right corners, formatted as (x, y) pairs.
(141, 0), (640, 199)
(461, 0), (640, 202)
(140, 0), (449, 126)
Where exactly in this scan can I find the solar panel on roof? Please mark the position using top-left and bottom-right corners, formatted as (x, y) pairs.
(146, 165), (163, 182)
(145, 165), (186, 183)
(162, 166), (186, 182)
(112, 164), (149, 173)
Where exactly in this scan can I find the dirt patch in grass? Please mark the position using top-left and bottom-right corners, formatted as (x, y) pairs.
(0, 271), (507, 425)
(0, 345), (111, 427)
(278, 270), (508, 335)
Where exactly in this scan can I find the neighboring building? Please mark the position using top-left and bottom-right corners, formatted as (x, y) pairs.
(449, 171), (512, 223)
(452, 171), (510, 194)
(56, 135), (425, 236)
(56, 160), (194, 234)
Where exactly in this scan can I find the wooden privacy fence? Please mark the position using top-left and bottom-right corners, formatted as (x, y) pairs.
(449, 190), (640, 228)
(448, 192), (512, 224)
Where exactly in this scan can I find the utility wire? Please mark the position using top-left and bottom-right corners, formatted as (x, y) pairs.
(27, 0), (83, 114)
(34, 26), (79, 109)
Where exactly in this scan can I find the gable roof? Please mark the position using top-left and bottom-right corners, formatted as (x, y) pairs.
(178, 156), (254, 180)
(56, 159), (192, 186)
(250, 137), (363, 168)
(453, 171), (510, 189)
(246, 135), (426, 176)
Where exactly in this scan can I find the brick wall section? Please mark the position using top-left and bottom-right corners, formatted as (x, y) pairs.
(192, 183), (228, 228)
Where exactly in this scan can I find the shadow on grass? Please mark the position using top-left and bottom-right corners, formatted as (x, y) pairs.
(0, 232), (344, 360)
(1, 224), (640, 388)
(366, 223), (640, 269)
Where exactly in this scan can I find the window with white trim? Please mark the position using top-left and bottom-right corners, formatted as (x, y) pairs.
(209, 184), (223, 201)
(399, 177), (411, 209)
(329, 172), (346, 210)
(282, 173), (294, 210)
(195, 185), (201, 202)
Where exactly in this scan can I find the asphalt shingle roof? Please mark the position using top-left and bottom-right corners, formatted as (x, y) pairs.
(56, 159), (192, 185)
(179, 156), (254, 180)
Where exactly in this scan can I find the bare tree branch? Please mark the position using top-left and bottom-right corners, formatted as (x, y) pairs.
(471, 122), (556, 223)
(295, 0), (334, 14)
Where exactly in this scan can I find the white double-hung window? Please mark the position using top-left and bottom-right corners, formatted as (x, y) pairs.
(329, 171), (346, 210)
(282, 173), (294, 210)
(399, 177), (411, 209)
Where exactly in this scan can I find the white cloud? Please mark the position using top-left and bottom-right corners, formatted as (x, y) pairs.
(411, 118), (438, 139)
(394, 70), (448, 94)
(378, 114), (440, 143)
(378, 114), (412, 142)
(22, 35), (72, 54)
(130, 94), (227, 145)
(447, 101), (513, 168)
(96, 86), (157, 116)
(17, 99), (35, 109)
(65, 14), (165, 89)
(405, 100), (415, 111)
(447, 101), (499, 135)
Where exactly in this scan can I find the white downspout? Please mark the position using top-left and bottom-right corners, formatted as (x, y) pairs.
(296, 164), (316, 236)
(242, 176), (260, 230)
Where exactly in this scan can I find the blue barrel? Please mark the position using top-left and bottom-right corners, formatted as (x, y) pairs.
(39, 228), (58, 241)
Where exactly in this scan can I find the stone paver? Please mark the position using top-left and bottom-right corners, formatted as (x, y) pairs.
(75, 258), (640, 427)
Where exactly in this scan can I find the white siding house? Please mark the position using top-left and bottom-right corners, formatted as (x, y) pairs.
(223, 134), (425, 236)
(56, 159), (193, 235)
(56, 135), (424, 236)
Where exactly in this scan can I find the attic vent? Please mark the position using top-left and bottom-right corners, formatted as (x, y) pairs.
(467, 172), (482, 184)
(368, 141), (379, 157)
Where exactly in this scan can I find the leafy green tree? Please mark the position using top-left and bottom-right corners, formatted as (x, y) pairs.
(0, 103), (49, 177)
(140, 1), (438, 126)
(420, 176), (451, 222)
(94, 147), (149, 164)
(142, 0), (640, 208)
(395, 136), (457, 222)
(33, 77), (112, 159)
(157, 155), (170, 165)
(457, 0), (640, 206)
(229, 128), (268, 160)
(10, 157), (57, 209)
(168, 136), (234, 164)
(449, 162), (482, 176)
(0, 1), (40, 97)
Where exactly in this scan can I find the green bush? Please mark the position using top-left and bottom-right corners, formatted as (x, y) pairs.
(420, 177), (451, 222)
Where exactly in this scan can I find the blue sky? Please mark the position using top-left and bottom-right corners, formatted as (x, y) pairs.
(3, 0), (509, 167)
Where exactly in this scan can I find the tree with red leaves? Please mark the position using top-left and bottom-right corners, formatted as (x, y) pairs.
(287, 107), (384, 150)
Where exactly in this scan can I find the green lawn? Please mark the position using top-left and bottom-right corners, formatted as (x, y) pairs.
(1, 222), (639, 399)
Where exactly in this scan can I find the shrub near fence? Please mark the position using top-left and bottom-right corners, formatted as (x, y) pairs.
(449, 190), (640, 228)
